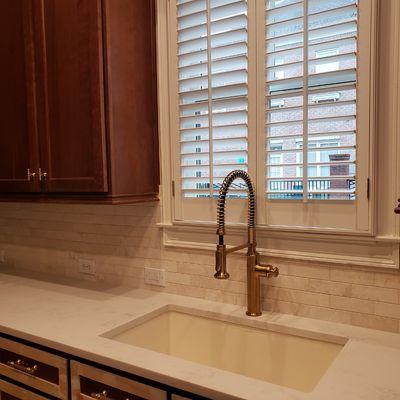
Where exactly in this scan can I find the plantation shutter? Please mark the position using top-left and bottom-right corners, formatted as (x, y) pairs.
(170, 0), (373, 231)
(177, 0), (249, 199)
(265, 0), (358, 201)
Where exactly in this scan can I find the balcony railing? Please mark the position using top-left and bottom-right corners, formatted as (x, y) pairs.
(268, 178), (356, 200)
(193, 179), (356, 200)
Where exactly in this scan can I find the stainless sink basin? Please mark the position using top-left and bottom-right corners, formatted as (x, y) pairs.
(103, 308), (345, 392)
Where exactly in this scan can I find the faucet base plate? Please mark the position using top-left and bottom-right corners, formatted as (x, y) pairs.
(214, 271), (230, 279)
(246, 311), (262, 317)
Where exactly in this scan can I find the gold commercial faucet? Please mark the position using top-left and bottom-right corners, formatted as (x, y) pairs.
(215, 170), (279, 316)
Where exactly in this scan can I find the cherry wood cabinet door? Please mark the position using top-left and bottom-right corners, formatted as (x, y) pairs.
(103, 0), (159, 199)
(0, 0), (40, 193)
(34, 0), (108, 193)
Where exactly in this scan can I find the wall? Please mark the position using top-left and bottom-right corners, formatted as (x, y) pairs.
(0, 201), (399, 333)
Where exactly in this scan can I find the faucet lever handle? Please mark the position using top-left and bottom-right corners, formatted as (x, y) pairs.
(255, 264), (279, 278)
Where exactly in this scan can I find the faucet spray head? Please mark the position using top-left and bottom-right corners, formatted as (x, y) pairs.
(215, 244), (229, 279)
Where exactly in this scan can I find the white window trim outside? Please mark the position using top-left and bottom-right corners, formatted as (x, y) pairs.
(156, 0), (400, 270)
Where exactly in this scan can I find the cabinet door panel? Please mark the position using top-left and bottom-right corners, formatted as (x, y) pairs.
(35, 0), (107, 193)
(0, 0), (40, 193)
(103, 0), (159, 198)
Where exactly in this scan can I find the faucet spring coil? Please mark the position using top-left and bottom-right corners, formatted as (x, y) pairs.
(217, 170), (256, 235)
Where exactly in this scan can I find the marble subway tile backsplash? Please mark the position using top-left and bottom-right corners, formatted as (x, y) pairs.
(0, 202), (399, 333)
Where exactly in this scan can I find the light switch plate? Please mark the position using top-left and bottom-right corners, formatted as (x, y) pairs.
(144, 267), (166, 287)
(78, 259), (96, 275)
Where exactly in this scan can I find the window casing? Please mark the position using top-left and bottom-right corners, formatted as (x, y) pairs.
(167, 0), (376, 234)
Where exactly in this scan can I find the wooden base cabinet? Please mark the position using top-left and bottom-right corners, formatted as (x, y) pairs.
(0, 337), (68, 399)
(0, 0), (159, 204)
(0, 334), (207, 400)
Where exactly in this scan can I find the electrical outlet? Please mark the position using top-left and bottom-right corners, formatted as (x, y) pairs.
(144, 267), (166, 287)
(0, 250), (5, 263)
(78, 259), (96, 275)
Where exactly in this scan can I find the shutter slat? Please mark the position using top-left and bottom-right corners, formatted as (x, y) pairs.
(180, 107), (247, 120)
(266, 59), (303, 70)
(266, 130), (356, 141)
(308, 3), (357, 19)
(180, 162), (246, 168)
(308, 35), (357, 52)
(267, 145), (355, 154)
(179, 80), (248, 95)
(181, 122), (247, 132)
(181, 135), (247, 144)
(309, 51), (356, 62)
(309, 20), (356, 37)
(267, 0), (303, 12)
(267, 99), (355, 113)
(267, 160), (355, 167)
(266, 15), (304, 28)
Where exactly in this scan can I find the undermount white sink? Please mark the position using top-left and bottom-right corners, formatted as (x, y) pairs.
(103, 308), (345, 393)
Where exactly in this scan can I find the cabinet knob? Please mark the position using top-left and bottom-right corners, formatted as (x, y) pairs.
(27, 169), (36, 181)
(395, 199), (400, 214)
(39, 168), (48, 181)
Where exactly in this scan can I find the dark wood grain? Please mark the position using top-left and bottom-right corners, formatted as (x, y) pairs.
(0, 0), (40, 193)
(103, 0), (159, 199)
(35, 0), (108, 193)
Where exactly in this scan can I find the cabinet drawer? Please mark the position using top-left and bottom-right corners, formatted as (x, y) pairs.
(0, 378), (49, 400)
(71, 361), (167, 400)
(0, 337), (68, 399)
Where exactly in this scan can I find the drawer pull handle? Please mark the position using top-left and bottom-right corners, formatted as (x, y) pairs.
(27, 168), (36, 182)
(7, 359), (38, 375)
(38, 167), (48, 181)
(91, 390), (131, 400)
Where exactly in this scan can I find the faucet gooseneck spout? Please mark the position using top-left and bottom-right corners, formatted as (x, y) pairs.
(214, 170), (279, 316)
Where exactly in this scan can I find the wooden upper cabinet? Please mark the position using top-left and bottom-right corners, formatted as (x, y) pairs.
(0, 0), (159, 202)
(0, 0), (40, 193)
(35, 0), (108, 193)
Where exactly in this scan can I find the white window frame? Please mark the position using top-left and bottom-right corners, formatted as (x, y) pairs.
(156, 0), (400, 270)
(163, 0), (375, 227)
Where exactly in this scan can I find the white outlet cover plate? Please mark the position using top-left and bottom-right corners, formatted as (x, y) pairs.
(144, 267), (166, 287)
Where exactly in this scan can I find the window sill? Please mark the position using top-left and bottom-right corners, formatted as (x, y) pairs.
(158, 221), (400, 270)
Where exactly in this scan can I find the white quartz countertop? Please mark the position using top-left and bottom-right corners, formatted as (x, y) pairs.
(0, 270), (400, 400)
